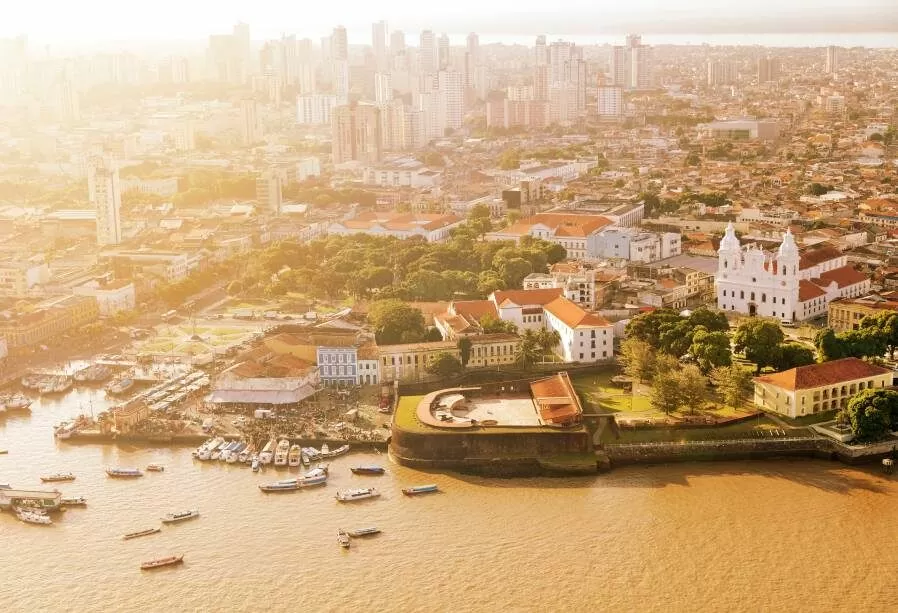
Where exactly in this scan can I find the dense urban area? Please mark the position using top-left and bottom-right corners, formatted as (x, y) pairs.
(1, 22), (898, 461)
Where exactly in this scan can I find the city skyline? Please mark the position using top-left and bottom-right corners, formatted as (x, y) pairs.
(1, 0), (895, 45)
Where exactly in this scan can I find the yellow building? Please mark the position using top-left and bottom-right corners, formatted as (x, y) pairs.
(466, 334), (521, 368)
(0, 295), (99, 351)
(378, 340), (460, 382)
(828, 296), (898, 333)
(753, 358), (892, 418)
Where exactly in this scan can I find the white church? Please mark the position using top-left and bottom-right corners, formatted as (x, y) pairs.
(716, 223), (869, 322)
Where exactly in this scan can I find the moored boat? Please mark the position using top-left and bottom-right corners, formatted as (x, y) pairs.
(337, 529), (351, 548)
(60, 496), (87, 506)
(335, 487), (380, 502)
(301, 451), (310, 467)
(321, 444), (350, 458)
(348, 526), (381, 537)
(17, 509), (53, 525)
(258, 473), (327, 492)
(259, 439), (276, 465)
(251, 455), (260, 472)
(54, 421), (77, 439)
(105, 377), (134, 396)
(4, 394), (32, 411)
(238, 444), (254, 464)
(161, 509), (199, 524)
(123, 527), (161, 540)
(305, 463), (329, 478)
(350, 465), (385, 475)
(302, 447), (321, 462)
(287, 444), (302, 467)
(140, 555), (184, 570)
(146, 463), (165, 472)
(273, 439), (290, 467)
(106, 467), (143, 478)
(402, 484), (439, 496)
(40, 472), (75, 482)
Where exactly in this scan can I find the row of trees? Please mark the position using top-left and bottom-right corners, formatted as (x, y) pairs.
(815, 312), (898, 362)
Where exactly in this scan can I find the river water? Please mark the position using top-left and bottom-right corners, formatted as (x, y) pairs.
(3, 387), (898, 613)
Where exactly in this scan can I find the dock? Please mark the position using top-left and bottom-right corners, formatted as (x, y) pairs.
(0, 488), (63, 511)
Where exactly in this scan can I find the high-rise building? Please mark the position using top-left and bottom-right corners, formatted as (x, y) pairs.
(88, 157), (122, 246)
(549, 82), (578, 125)
(535, 35), (548, 66)
(391, 30), (406, 55)
(419, 30), (437, 74)
(374, 72), (393, 104)
(438, 33), (450, 70)
(57, 62), (80, 123)
(572, 58), (587, 112)
(241, 98), (260, 145)
(466, 33), (479, 66)
(438, 69), (463, 132)
(610, 35), (653, 90)
(256, 170), (283, 213)
(207, 33), (246, 84)
(707, 61), (739, 86)
(332, 102), (383, 164)
(297, 93), (337, 125)
(548, 41), (576, 84)
(233, 22), (251, 73)
(331, 26), (348, 61)
(597, 86), (623, 118)
(373, 21), (388, 69)
(825, 46), (839, 74)
(533, 64), (549, 101)
(757, 57), (779, 83)
(333, 59), (350, 104)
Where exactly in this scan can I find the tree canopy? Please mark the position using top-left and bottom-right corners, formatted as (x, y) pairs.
(843, 389), (898, 442)
(367, 300), (427, 345)
(733, 319), (785, 374)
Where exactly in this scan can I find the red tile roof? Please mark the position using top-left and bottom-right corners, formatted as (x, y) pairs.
(799, 244), (842, 270)
(754, 357), (891, 391)
(530, 372), (583, 425)
(812, 265), (868, 289)
(798, 280), (826, 302)
(544, 297), (611, 329)
(451, 300), (498, 320)
(492, 288), (563, 307)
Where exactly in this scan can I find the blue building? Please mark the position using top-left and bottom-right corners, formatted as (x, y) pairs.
(317, 346), (359, 386)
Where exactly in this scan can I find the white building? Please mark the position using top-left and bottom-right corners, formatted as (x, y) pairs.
(597, 86), (623, 118)
(437, 69), (463, 132)
(716, 223), (870, 322)
(74, 279), (136, 316)
(588, 228), (681, 262)
(0, 261), (50, 297)
(374, 72), (392, 104)
(543, 297), (614, 362)
(362, 158), (442, 188)
(523, 268), (598, 309)
(297, 93), (337, 125)
(88, 156), (122, 246)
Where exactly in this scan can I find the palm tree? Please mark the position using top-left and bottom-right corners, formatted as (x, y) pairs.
(515, 330), (542, 370)
(536, 328), (561, 361)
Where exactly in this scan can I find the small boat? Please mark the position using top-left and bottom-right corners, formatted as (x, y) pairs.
(273, 439), (290, 467)
(54, 422), (77, 439)
(238, 445), (253, 464)
(106, 467), (143, 478)
(140, 555), (184, 570)
(402, 484), (439, 496)
(301, 452), (310, 467)
(146, 463), (165, 472)
(305, 463), (329, 478)
(17, 509), (53, 525)
(337, 529), (351, 548)
(41, 472), (75, 482)
(4, 394), (32, 410)
(251, 455), (260, 472)
(227, 442), (246, 464)
(161, 509), (199, 524)
(348, 526), (381, 537)
(258, 474), (327, 492)
(321, 444), (350, 458)
(106, 377), (134, 396)
(350, 465), (385, 476)
(60, 496), (87, 506)
(335, 487), (380, 502)
(302, 447), (321, 462)
(287, 444), (302, 467)
(123, 527), (161, 540)
(259, 439), (276, 465)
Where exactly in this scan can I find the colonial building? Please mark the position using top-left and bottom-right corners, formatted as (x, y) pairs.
(378, 340), (460, 383)
(543, 296), (614, 362)
(716, 223), (869, 322)
(828, 293), (898, 333)
(466, 334), (520, 368)
(753, 358), (892, 418)
(0, 295), (99, 351)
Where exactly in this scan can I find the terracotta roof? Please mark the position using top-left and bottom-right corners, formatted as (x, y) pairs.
(495, 213), (612, 238)
(451, 300), (498, 320)
(544, 297), (611, 328)
(491, 288), (563, 307)
(798, 280), (826, 302)
(799, 244), (842, 270)
(754, 357), (891, 391)
(529, 372), (583, 425)
(812, 265), (868, 289)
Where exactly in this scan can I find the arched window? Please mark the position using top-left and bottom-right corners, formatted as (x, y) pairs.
(724, 260), (728, 269)
(762, 293), (766, 302)
(740, 291), (744, 299)
(751, 292), (755, 301)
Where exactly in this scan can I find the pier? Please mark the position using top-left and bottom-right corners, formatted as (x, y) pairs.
(0, 488), (63, 511)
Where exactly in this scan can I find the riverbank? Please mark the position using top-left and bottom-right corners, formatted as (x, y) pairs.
(62, 430), (388, 452)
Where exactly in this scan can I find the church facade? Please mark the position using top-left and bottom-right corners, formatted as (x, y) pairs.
(716, 223), (869, 322)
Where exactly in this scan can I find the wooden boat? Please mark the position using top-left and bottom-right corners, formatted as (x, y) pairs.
(402, 484), (439, 496)
(17, 509), (52, 525)
(348, 526), (381, 537)
(106, 467), (144, 478)
(60, 496), (87, 506)
(350, 465), (385, 475)
(146, 464), (165, 472)
(335, 487), (380, 502)
(40, 472), (75, 482)
(123, 527), (161, 540)
(337, 529), (351, 548)
(140, 555), (184, 570)
(161, 509), (199, 524)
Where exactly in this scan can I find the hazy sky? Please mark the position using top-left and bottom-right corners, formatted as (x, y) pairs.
(2, 0), (895, 42)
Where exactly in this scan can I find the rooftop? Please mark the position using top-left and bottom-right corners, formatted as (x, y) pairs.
(754, 358), (891, 392)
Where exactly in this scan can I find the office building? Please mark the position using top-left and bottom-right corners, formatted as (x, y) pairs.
(332, 102), (383, 164)
(297, 93), (337, 125)
(419, 30), (437, 74)
(88, 157), (122, 246)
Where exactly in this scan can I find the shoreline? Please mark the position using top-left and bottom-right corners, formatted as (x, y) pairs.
(62, 431), (389, 451)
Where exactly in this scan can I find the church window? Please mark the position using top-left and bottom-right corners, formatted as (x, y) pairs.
(751, 292), (755, 301)
(740, 291), (744, 299)
(762, 294), (766, 302)
(783, 267), (786, 276)
(724, 260), (728, 269)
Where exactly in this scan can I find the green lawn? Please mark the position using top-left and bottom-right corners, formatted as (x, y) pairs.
(569, 370), (654, 416)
